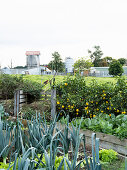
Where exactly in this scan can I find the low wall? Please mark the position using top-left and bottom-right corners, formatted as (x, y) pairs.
(80, 129), (127, 155)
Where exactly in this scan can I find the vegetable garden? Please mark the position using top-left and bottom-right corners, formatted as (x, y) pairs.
(0, 73), (127, 169)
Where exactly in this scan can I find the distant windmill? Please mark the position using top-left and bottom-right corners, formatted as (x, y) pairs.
(26, 51), (40, 69)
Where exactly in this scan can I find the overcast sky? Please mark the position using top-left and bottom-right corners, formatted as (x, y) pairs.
(0, 0), (127, 68)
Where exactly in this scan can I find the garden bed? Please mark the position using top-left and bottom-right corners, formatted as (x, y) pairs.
(6, 115), (127, 156)
(81, 129), (127, 155)
(58, 122), (127, 155)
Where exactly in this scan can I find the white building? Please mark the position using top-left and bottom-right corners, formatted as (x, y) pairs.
(89, 66), (127, 77)
(1, 66), (51, 75)
(65, 57), (74, 74)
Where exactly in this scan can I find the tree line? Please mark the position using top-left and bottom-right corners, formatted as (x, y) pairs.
(47, 46), (127, 76)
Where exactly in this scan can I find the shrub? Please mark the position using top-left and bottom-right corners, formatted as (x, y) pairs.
(0, 74), (43, 101)
(0, 74), (23, 99)
(56, 74), (87, 119)
(22, 79), (43, 101)
(56, 75), (127, 119)
(109, 60), (123, 76)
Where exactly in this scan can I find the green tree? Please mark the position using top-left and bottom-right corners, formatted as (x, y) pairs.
(103, 56), (113, 65)
(48, 52), (65, 73)
(88, 46), (103, 67)
(13, 66), (27, 69)
(74, 58), (93, 72)
(99, 58), (108, 67)
(99, 56), (113, 67)
(118, 58), (126, 66)
(109, 60), (123, 76)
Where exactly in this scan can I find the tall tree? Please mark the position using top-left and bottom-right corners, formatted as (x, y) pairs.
(99, 56), (113, 67)
(118, 58), (126, 66)
(88, 46), (103, 67)
(48, 52), (65, 73)
(74, 58), (93, 72)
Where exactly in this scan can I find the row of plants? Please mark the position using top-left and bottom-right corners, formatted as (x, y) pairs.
(99, 149), (126, 170)
(0, 74), (43, 100)
(56, 74), (127, 120)
(0, 105), (101, 170)
(59, 113), (127, 139)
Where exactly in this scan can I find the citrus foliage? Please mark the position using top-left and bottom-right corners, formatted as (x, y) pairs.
(56, 75), (127, 120)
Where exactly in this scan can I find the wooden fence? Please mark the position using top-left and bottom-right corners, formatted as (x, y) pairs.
(13, 76), (56, 119)
(14, 90), (27, 116)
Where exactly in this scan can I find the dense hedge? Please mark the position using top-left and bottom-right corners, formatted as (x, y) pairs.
(0, 74), (23, 99)
(0, 74), (43, 100)
(56, 74), (127, 120)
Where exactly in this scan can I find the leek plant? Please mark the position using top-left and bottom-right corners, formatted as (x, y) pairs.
(0, 117), (14, 165)
(39, 130), (64, 170)
(57, 115), (70, 156)
(82, 133), (101, 170)
(0, 113), (102, 170)
(13, 120), (27, 154)
(125, 158), (127, 170)
(27, 113), (58, 152)
(60, 118), (84, 170)
(57, 117), (101, 170)
(7, 147), (36, 170)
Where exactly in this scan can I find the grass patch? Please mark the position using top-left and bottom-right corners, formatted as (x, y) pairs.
(101, 159), (125, 170)
(22, 75), (119, 87)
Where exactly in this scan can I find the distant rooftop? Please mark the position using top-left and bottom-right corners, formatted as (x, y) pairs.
(26, 51), (40, 56)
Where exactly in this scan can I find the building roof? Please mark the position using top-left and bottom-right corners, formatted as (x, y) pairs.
(26, 51), (40, 56)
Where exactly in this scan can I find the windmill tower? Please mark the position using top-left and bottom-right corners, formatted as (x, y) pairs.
(26, 51), (40, 69)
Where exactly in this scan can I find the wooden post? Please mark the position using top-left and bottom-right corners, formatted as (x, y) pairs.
(19, 90), (26, 108)
(14, 90), (26, 116)
(14, 90), (20, 116)
(51, 88), (56, 119)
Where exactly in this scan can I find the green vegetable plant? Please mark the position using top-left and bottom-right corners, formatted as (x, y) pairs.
(0, 110), (102, 170)
(99, 149), (118, 163)
(72, 113), (127, 139)
(0, 104), (8, 120)
(0, 116), (15, 165)
(27, 113), (59, 154)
